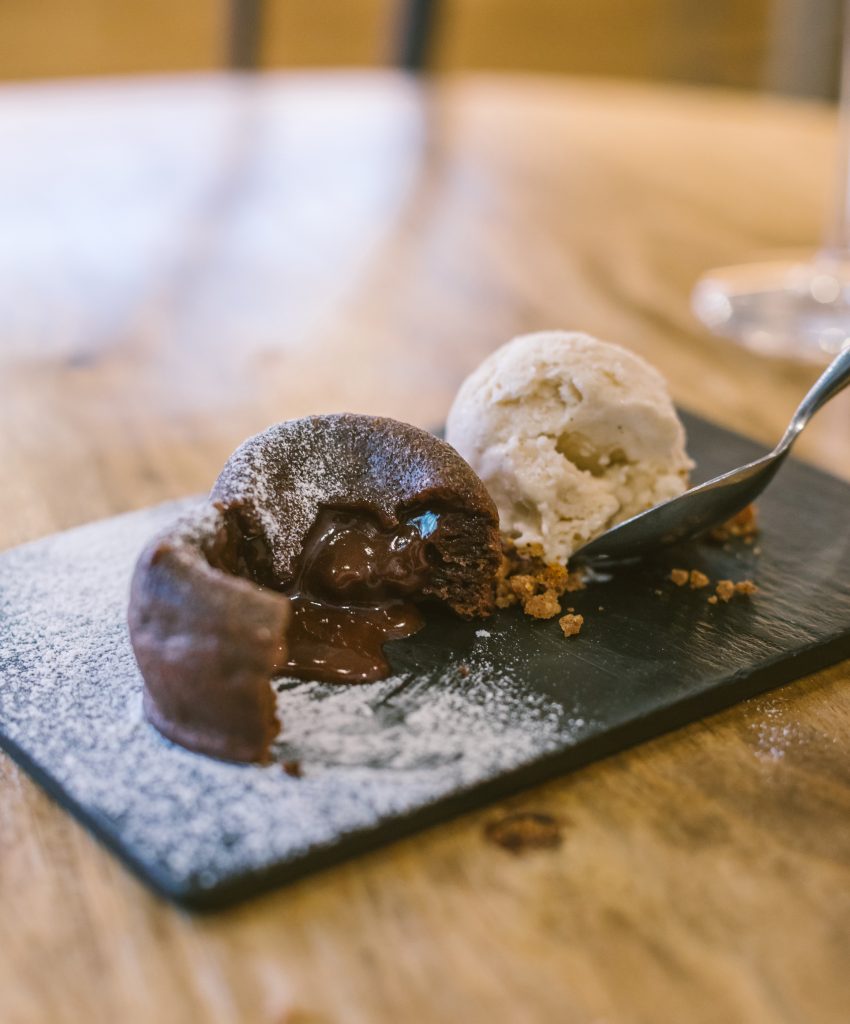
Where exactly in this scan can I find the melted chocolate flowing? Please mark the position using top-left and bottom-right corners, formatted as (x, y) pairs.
(281, 509), (442, 683)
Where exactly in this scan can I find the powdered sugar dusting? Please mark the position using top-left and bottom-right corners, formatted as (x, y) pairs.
(0, 500), (587, 898)
(749, 696), (803, 762)
(273, 669), (569, 780)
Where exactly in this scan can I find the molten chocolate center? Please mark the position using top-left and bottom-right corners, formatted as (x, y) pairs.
(282, 509), (441, 683)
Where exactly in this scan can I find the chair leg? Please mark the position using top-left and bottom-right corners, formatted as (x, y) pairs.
(226, 0), (263, 70)
(397, 0), (441, 71)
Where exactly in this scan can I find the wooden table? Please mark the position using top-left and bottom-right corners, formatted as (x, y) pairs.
(2, 72), (849, 1024)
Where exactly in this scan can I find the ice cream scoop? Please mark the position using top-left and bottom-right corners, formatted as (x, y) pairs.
(446, 331), (693, 564)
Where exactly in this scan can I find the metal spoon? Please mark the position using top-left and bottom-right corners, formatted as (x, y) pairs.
(572, 343), (850, 566)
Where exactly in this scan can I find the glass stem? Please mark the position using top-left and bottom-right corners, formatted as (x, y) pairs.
(821, 0), (850, 262)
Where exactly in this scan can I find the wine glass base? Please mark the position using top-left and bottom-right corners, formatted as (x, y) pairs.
(692, 258), (850, 364)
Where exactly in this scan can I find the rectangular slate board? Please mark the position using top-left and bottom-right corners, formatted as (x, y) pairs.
(1, 412), (849, 909)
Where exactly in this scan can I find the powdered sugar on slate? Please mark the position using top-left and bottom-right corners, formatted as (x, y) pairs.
(0, 500), (587, 897)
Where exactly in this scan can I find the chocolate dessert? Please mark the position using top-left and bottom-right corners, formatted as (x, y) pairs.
(128, 415), (501, 762)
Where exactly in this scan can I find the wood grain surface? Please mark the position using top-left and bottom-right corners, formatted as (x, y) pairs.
(1, 71), (849, 1024)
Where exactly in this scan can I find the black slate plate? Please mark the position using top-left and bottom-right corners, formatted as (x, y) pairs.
(1, 412), (849, 909)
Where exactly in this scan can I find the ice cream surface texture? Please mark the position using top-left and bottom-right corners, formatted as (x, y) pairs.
(445, 331), (693, 564)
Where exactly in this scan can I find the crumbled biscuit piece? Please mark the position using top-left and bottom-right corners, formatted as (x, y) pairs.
(670, 568), (689, 586)
(558, 613), (584, 637)
(485, 811), (562, 853)
(707, 595), (718, 605)
(541, 561), (569, 593)
(709, 504), (759, 542)
(524, 590), (562, 620)
(509, 574), (538, 601)
(497, 539), (584, 619)
(689, 570), (710, 590)
(714, 578), (758, 602)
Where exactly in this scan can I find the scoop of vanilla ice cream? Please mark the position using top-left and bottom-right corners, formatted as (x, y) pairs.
(445, 331), (693, 564)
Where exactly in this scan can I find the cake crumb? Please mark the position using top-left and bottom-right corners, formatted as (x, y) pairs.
(714, 578), (758, 602)
(484, 811), (562, 854)
(709, 504), (759, 542)
(670, 568), (689, 587)
(524, 590), (562, 620)
(497, 540), (585, 619)
(559, 613), (584, 638)
(689, 569), (710, 590)
(707, 595), (718, 605)
(508, 575), (537, 601)
(541, 562), (569, 593)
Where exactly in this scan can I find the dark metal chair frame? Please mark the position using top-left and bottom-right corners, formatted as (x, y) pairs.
(225, 0), (440, 72)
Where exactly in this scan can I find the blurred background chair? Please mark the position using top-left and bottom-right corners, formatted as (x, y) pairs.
(0, 0), (841, 98)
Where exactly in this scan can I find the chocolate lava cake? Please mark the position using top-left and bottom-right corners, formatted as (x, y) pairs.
(128, 414), (501, 762)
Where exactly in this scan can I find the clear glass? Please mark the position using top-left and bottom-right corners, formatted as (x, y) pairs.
(692, 1), (850, 363)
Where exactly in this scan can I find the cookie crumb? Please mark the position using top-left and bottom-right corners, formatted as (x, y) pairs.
(559, 613), (584, 637)
(508, 574), (537, 601)
(484, 811), (562, 854)
(457, 663), (470, 678)
(707, 595), (718, 605)
(689, 570), (710, 590)
(282, 760), (302, 778)
(670, 568), (689, 586)
(709, 504), (759, 542)
(497, 540), (584, 619)
(714, 578), (758, 602)
(524, 590), (562, 620)
(541, 562), (569, 593)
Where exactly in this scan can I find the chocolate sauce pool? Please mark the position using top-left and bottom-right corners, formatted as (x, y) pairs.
(281, 509), (442, 683)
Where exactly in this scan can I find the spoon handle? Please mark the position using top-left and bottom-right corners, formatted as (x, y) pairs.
(781, 344), (850, 449)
